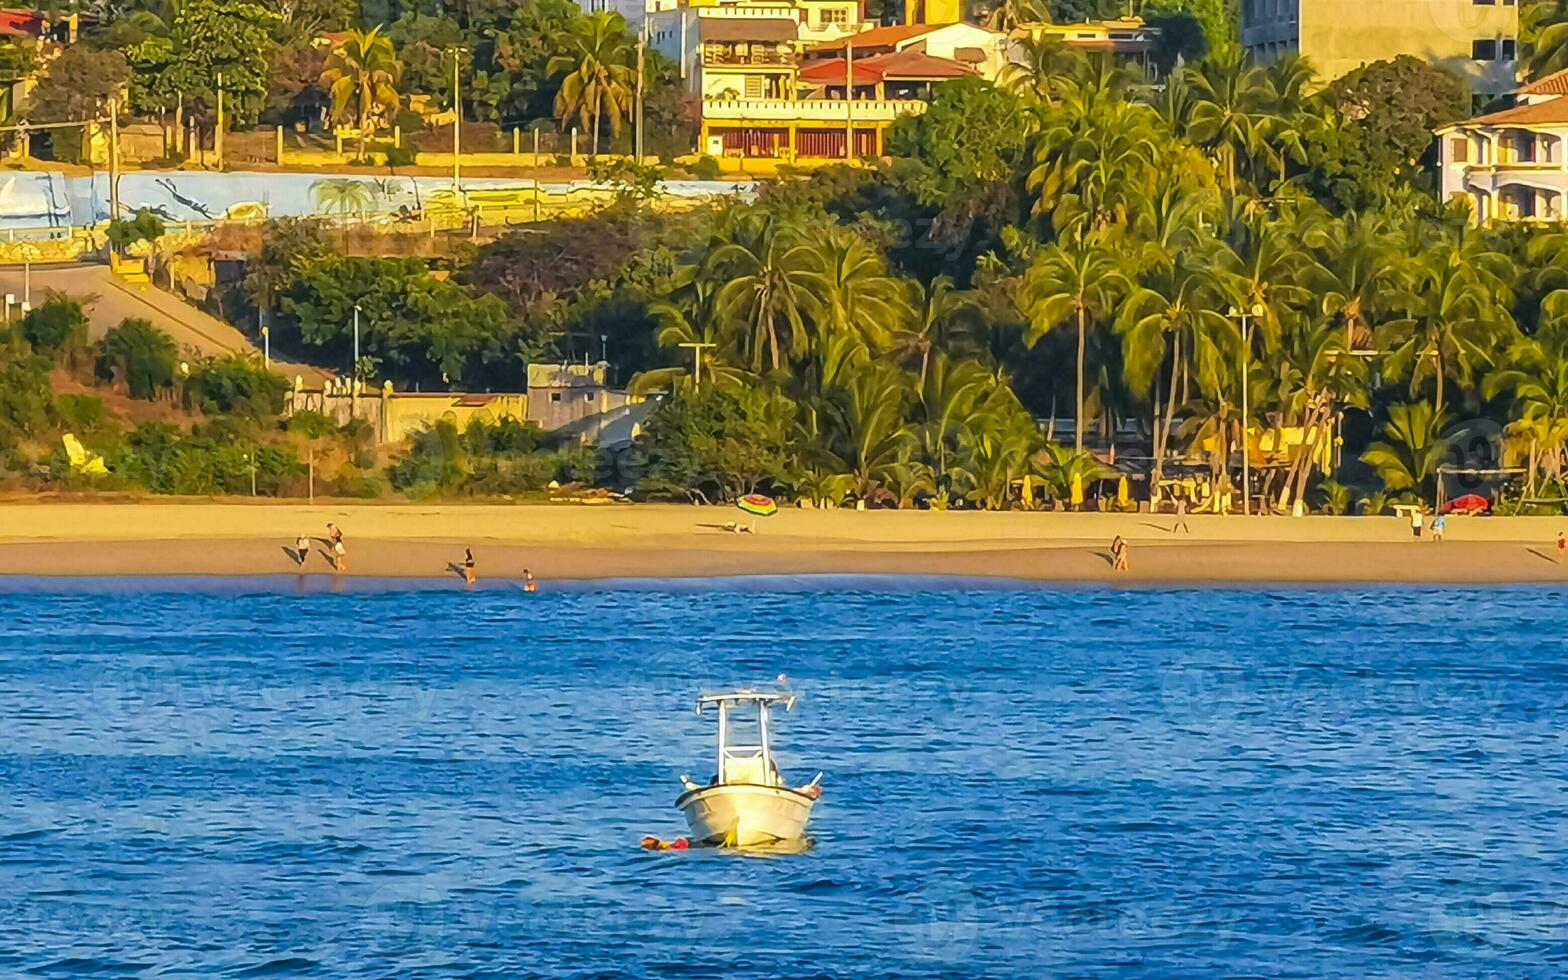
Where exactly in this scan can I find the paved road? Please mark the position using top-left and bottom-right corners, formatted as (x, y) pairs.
(0, 263), (327, 381)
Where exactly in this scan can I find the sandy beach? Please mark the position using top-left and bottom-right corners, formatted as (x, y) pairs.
(0, 499), (1565, 585)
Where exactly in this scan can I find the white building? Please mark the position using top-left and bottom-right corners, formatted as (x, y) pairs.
(1437, 70), (1568, 223)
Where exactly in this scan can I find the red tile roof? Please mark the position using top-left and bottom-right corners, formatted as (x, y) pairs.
(1462, 97), (1568, 128)
(1519, 68), (1568, 97)
(799, 48), (976, 85)
(805, 23), (942, 53)
(0, 9), (44, 37)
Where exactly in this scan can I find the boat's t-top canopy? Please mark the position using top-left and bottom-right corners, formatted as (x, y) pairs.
(696, 689), (796, 713)
(694, 689), (795, 786)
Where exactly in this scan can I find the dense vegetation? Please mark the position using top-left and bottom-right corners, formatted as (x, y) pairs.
(596, 45), (1568, 514)
(0, 294), (593, 499)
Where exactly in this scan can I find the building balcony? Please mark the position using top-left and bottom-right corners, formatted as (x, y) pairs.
(703, 51), (798, 67)
(702, 97), (928, 123)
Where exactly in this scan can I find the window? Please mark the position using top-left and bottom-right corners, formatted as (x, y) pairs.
(1472, 38), (1498, 60)
(1449, 137), (1469, 163)
(1473, 0), (1495, 5)
(1502, 39), (1517, 59)
(823, 7), (848, 25)
(550, 392), (561, 402)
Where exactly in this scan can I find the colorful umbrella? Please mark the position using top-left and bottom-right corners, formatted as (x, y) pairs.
(738, 493), (778, 517)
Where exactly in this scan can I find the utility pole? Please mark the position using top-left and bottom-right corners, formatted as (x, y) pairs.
(108, 97), (120, 222)
(214, 73), (224, 168)
(678, 341), (714, 390)
(451, 48), (462, 196)
(352, 303), (361, 383)
(844, 38), (854, 162)
(635, 14), (647, 161)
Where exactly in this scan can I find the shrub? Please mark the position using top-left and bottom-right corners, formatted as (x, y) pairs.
(20, 295), (89, 365)
(183, 356), (288, 420)
(55, 393), (104, 433)
(95, 318), (177, 399)
(691, 155), (721, 180)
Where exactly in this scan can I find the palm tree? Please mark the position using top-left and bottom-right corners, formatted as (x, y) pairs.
(1258, 53), (1318, 189)
(822, 366), (917, 502)
(914, 353), (992, 488)
(708, 214), (816, 375)
(321, 27), (402, 159)
(1362, 402), (1451, 501)
(1377, 241), (1513, 418)
(1117, 250), (1236, 494)
(802, 228), (912, 366)
(1184, 46), (1273, 194)
(1526, 0), (1568, 80)
(548, 11), (636, 158)
(894, 276), (976, 387)
(1484, 323), (1568, 493)
(1025, 236), (1129, 453)
(1309, 212), (1408, 352)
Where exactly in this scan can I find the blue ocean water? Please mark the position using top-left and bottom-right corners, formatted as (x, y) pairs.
(1, 579), (1566, 977)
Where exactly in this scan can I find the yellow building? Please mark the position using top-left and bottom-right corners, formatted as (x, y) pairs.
(1010, 17), (1161, 79)
(1241, 0), (1517, 94)
(903, 0), (961, 26)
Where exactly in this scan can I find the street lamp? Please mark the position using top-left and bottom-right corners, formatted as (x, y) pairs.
(1229, 303), (1265, 516)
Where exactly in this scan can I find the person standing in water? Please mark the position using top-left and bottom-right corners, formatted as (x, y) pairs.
(523, 568), (537, 592)
(463, 548), (476, 584)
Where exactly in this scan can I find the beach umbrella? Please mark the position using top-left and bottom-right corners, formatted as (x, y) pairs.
(1117, 476), (1129, 507)
(1441, 493), (1490, 515)
(1070, 473), (1084, 508)
(738, 493), (778, 517)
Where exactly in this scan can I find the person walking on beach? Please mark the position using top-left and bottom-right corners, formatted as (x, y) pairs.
(1173, 496), (1190, 534)
(332, 538), (346, 573)
(463, 547), (476, 585)
(327, 523), (344, 546)
(295, 534), (310, 565)
(1409, 508), (1422, 539)
(523, 568), (537, 592)
(1558, 531), (1566, 564)
(1431, 513), (1445, 543)
(1110, 535), (1129, 572)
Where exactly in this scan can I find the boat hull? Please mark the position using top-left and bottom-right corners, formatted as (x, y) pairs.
(675, 783), (815, 847)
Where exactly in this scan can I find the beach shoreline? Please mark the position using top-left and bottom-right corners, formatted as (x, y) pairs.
(1, 501), (1566, 586)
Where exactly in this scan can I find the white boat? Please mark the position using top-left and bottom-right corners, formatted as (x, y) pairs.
(675, 690), (822, 848)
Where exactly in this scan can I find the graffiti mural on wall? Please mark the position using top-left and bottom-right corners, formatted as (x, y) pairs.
(0, 170), (754, 232)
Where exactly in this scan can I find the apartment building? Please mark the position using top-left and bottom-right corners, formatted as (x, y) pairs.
(1241, 0), (1517, 94)
(1437, 69), (1568, 222)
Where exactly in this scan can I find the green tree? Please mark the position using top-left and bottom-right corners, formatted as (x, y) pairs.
(19, 296), (90, 369)
(1025, 235), (1128, 452)
(548, 10), (636, 158)
(1378, 240), (1513, 418)
(321, 27), (402, 157)
(129, 0), (278, 127)
(1362, 401), (1451, 500)
(708, 214), (815, 374)
(1304, 56), (1470, 211)
(96, 318), (178, 400)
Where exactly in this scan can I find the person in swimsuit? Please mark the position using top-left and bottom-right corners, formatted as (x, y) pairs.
(523, 568), (537, 592)
(463, 547), (476, 584)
